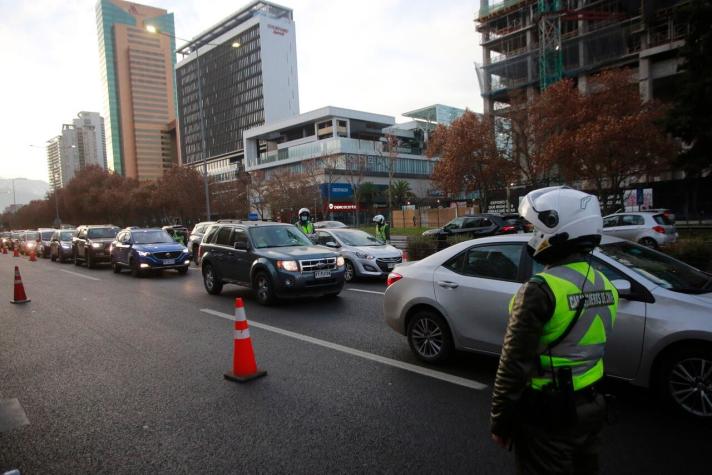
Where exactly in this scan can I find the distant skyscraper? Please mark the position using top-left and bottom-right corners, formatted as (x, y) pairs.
(96, 0), (177, 180)
(175, 1), (299, 182)
(46, 112), (108, 189)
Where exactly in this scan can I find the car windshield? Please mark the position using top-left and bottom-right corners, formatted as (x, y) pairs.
(60, 231), (74, 241)
(88, 228), (118, 239)
(599, 241), (712, 294)
(249, 225), (313, 249)
(41, 231), (54, 240)
(133, 230), (174, 244)
(25, 232), (39, 240)
(444, 218), (464, 230)
(333, 230), (383, 246)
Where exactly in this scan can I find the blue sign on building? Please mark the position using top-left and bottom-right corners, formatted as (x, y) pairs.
(320, 183), (353, 199)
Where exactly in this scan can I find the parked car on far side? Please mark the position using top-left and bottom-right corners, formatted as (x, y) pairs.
(314, 220), (348, 229)
(602, 211), (678, 248)
(422, 214), (519, 240)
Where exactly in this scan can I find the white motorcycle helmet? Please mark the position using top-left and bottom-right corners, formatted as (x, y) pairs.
(298, 208), (310, 222)
(519, 186), (603, 262)
(373, 214), (385, 225)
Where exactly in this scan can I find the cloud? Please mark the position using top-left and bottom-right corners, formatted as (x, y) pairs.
(0, 0), (482, 182)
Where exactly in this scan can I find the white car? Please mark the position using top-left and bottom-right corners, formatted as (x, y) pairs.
(315, 228), (403, 282)
(602, 211), (678, 248)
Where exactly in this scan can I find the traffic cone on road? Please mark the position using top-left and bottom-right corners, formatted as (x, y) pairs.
(402, 250), (409, 262)
(224, 298), (266, 383)
(2, 247), (7, 254)
(29, 249), (37, 262)
(13, 247), (19, 257)
(10, 266), (30, 304)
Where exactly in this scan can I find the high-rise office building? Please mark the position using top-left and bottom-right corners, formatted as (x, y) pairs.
(175, 1), (299, 181)
(46, 112), (108, 189)
(96, 0), (177, 180)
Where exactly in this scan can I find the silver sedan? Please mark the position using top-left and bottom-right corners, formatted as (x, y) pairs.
(384, 235), (712, 418)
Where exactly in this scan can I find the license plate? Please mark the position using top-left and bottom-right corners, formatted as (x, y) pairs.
(387, 263), (395, 269)
(315, 270), (331, 279)
(162, 259), (175, 265)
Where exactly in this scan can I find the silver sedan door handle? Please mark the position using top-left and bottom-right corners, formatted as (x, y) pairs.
(438, 281), (459, 289)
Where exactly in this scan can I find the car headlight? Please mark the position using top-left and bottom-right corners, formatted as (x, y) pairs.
(138, 251), (150, 257)
(355, 251), (374, 260)
(277, 260), (299, 272)
(91, 242), (102, 248)
(336, 256), (345, 267)
(182, 247), (189, 253)
(61, 242), (71, 248)
(27, 242), (36, 248)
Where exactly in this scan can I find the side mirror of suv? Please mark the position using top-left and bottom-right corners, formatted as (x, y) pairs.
(325, 241), (340, 249)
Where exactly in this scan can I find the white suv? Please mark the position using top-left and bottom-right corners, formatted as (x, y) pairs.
(602, 211), (678, 248)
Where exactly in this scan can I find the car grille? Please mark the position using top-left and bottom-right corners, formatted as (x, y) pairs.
(376, 256), (402, 272)
(153, 251), (182, 259)
(299, 257), (337, 272)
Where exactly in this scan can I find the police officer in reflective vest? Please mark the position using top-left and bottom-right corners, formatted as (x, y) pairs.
(296, 208), (315, 235)
(491, 186), (618, 474)
(373, 214), (390, 243)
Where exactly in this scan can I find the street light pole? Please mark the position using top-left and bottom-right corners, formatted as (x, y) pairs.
(147, 25), (241, 222)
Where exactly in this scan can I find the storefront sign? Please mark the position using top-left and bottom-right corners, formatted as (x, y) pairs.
(327, 202), (359, 211)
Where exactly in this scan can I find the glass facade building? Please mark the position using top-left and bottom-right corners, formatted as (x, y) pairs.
(96, 0), (177, 180)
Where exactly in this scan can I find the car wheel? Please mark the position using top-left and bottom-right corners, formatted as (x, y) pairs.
(177, 266), (189, 275)
(639, 237), (658, 249)
(254, 271), (277, 306)
(130, 258), (142, 278)
(659, 345), (712, 419)
(407, 310), (454, 364)
(87, 252), (95, 269)
(202, 264), (223, 295)
(344, 260), (356, 282)
(112, 259), (121, 273)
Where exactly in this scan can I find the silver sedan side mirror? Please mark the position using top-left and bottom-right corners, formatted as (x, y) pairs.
(611, 279), (632, 297)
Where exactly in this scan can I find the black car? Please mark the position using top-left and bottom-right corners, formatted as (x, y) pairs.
(188, 221), (215, 264)
(50, 228), (76, 263)
(72, 225), (120, 268)
(200, 221), (346, 305)
(422, 214), (519, 239)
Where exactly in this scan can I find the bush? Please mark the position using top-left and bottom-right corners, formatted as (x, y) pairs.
(665, 239), (712, 272)
(406, 235), (472, 261)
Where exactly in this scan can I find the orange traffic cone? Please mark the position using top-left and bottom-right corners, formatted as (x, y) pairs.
(11, 266), (30, 304)
(29, 249), (37, 262)
(402, 250), (409, 262)
(13, 247), (19, 257)
(2, 247), (7, 254)
(224, 298), (266, 382)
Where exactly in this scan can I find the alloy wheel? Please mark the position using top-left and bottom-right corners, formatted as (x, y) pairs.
(205, 268), (215, 289)
(669, 357), (712, 418)
(344, 261), (354, 282)
(257, 275), (270, 303)
(411, 317), (444, 359)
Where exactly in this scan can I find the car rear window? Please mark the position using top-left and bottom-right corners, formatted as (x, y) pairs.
(653, 214), (674, 226)
(87, 228), (118, 239)
(41, 231), (54, 240)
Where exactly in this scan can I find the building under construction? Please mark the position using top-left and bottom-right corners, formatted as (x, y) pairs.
(476, 0), (689, 113)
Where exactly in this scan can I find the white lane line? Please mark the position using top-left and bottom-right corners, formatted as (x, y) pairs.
(346, 288), (385, 295)
(200, 308), (487, 391)
(59, 269), (101, 281)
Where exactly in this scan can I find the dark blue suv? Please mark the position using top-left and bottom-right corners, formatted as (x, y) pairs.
(110, 228), (191, 277)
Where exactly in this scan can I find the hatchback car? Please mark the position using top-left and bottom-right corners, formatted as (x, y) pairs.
(50, 228), (76, 262)
(602, 211), (678, 248)
(422, 214), (518, 239)
(200, 221), (345, 305)
(384, 234), (712, 418)
(111, 228), (191, 277)
(315, 228), (402, 282)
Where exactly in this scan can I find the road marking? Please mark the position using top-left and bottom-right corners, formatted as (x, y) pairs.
(346, 288), (385, 295)
(200, 308), (487, 390)
(59, 269), (101, 281)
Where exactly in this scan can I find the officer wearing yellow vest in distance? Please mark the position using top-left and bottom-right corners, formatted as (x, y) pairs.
(295, 208), (315, 236)
(490, 186), (618, 474)
(373, 214), (390, 243)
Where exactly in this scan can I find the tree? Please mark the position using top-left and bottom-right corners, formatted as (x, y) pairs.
(343, 154), (368, 225)
(542, 70), (676, 212)
(427, 110), (514, 211)
(389, 180), (413, 208)
(210, 179), (249, 220)
(381, 134), (399, 223)
(248, 170), (270, 220)
(157, 167), (204, 223)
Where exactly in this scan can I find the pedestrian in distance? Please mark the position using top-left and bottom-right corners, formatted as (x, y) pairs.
(373, 214), (390, 243)
(490, 186), (618, 475)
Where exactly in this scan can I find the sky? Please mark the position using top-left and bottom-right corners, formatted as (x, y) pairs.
(0, 0), (482, 182)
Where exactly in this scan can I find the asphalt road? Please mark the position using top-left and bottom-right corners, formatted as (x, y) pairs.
(0, 252), (709, 474)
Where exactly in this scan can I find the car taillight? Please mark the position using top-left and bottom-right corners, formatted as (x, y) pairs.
(652, 226), (666, 234)
(386, 272), (403, 287)
(500, 225), (515, 233)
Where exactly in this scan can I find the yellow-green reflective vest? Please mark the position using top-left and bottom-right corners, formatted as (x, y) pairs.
(518, 262), (618, 391)
(297, 222), (314, 235)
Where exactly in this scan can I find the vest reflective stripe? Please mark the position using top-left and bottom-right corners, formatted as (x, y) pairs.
(298, 223), (314, 234)
(531, 262), (618, 391)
